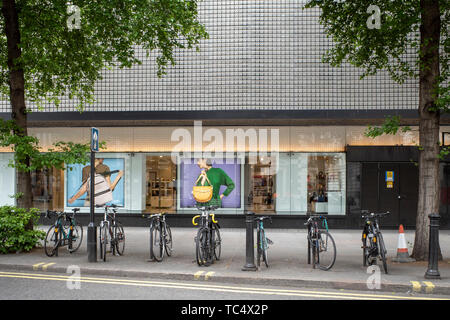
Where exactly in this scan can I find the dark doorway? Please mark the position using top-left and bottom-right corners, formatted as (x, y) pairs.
(361, 162), (418, 228)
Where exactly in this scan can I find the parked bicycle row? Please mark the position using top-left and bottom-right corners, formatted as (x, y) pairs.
(43, 205), (391, 273)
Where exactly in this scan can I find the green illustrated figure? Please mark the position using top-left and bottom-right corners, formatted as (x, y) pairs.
(196, 158), (235, 207)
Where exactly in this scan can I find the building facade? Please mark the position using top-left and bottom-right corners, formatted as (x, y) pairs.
(1, 1), (449, 228)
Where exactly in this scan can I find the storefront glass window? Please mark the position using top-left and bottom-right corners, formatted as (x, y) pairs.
(31, 168), (64, 211)
(245, 156), (277, 214)
(146, 156), (177, 213)
(307, 153), (346, 215)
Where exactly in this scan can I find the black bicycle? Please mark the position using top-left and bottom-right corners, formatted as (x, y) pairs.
(255, 216), (273, 268)
(143, 212), (173, 262)
(44, 208), (83, 257)
(305, 214), (336, 271)
(192, 205), (221, 266)
(361, 210), (389, 274)
(98, 204), (125, 262)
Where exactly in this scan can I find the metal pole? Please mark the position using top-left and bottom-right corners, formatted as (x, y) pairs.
(87, 150), (97, 262)
(242, 211), (257, 271)
(425, 213), (440, 279)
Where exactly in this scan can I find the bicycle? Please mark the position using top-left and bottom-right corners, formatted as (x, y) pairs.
(98, 204), (125, 262)
(192, 205), (221, 266)
(44, 208), (83, 257)
(361, 210), (389, 274)
(143, 212), (173, 262)
(305, 214), (336, 271)
(254, 216), (274, 268)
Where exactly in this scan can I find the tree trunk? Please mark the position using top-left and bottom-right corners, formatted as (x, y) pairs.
(412, 0), (441, 261)
(1, 0), (33, 214)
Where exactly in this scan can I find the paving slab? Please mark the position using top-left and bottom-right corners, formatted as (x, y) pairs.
(1, 227), (450, 295)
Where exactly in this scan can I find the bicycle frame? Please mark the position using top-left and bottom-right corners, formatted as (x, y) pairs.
(306, 215), (329, 265)
(150, 214), (168, 243)
(47, 212), (77, 257)
(362, 218), (380, 251)
(193, 206), (220, 266)
(100, 206), (120, 257)
(361, 211), (389, 271)
(256, 220), (270, 251)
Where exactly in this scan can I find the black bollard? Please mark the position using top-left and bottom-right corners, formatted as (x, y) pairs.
(425, 213), (440, 279)
(242, 211), (257, 271)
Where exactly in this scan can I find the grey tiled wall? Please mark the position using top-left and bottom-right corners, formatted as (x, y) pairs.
(0, 0), (418, 112)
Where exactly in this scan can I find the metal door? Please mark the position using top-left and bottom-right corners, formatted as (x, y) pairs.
(398, 163), (419, 228)
(378, 163), (400, 227)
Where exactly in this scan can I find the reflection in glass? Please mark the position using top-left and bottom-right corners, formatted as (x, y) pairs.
(31, 168), (64, 211)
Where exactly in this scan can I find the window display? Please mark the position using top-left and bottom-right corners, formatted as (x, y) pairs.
(179, 158), (241, 209)
(31, 168), (64, 211)
(146, 156), (177, 213)
(308, 154), (346, 215)
(246, 157), (277, 214)
(66, 158), (125, 207)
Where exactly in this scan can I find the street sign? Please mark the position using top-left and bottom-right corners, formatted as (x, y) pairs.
(385, 171), (394, 189)
(91, 127), (99, 152)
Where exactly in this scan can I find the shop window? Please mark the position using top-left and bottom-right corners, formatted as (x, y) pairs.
(307, 154), (346, 215)
(146, 156), (177, 213)
(246, 156), (276, 214)
(31, 168), (64, 211)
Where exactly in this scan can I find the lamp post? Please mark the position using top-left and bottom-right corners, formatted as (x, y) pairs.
(87, 128), (99, 262)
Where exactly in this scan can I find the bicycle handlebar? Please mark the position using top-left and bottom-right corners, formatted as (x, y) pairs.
(142, 213), (167, 222)
(192, 213), (218, 226)
(46, 210), (77, 221)
(254, 216), (272, 224)
(304, 215), (327, 225)
(361, 211), (390, 219)
(195, 205), (219, 211)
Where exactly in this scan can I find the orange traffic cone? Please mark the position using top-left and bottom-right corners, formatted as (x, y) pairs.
(392, 225), (415, 262)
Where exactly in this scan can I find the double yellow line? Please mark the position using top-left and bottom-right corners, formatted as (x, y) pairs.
(0, 271), (447, 300)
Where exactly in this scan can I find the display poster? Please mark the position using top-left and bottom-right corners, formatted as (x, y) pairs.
(66, 158), (125, 207)
(179, 158), (241, 208)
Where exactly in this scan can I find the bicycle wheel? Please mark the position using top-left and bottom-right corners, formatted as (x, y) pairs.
(68, 221), (83, 253)
(99, 224), (107, 262)
(362, 232), (369, 267)
(150, 221), (164, 262)
(196, 227), (209, 266)
(113, 222), (125, 256)
(212, 225), (221, 261)
(316, 230), (336, 271)
(164, 223), (173, 257)
(44, 225), (59, 257)
(256, 228), (261, 268)
(308, 229), (319, 269)
(307, 229), (311, 265)
(377, 232), (388, 274)
(261, 229), (269, 268)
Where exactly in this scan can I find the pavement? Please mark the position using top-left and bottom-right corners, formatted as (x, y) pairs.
(1, 226), (450, 296)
